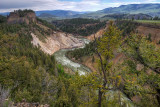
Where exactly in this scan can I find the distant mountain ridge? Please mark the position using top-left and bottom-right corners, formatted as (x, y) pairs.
(101, 4), (160, 15)
(1, 3), (160, 19)
(38, 13), (57, 18)
(36, 10), (85, 18)
(79, 3), (160, 18)
(0, 10), (84, 18)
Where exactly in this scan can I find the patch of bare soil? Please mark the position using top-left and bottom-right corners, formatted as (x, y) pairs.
(113, 53), (125, 66)
(137, 25), (160, 44)
(82, 55), (98, 72)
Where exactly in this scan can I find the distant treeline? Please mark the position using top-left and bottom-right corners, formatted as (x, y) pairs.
(52, 18), (106, 36)
(12, 9), (35, 17)
(115, 20), (138, 36)
(101, 13), (160, 20)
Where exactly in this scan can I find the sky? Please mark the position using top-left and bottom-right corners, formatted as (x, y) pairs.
(0, 0), (160, 13)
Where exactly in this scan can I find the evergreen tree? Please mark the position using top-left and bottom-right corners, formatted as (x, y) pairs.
(95, 21), (122, 106)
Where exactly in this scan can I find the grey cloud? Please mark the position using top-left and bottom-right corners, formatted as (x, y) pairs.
(0, 0), (46, 9)
(0, 0), (160, 13)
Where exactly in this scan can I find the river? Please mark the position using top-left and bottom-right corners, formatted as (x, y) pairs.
(54, 38), (135, 107)
(54, 38), (91, 75)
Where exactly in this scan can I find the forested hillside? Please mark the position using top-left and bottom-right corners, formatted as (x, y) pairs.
(52, 18), (106, 36)
(0, 9), (160, 107)
(0, 13), (57, 106)
(66, 20), (160, 106)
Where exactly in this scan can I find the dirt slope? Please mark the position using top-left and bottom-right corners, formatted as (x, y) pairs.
(137, 25), (160, 44)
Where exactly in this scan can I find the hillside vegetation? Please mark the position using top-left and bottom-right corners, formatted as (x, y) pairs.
(0, 9), (160, 107)
(66, 21), (160, 106)
(53, 18), (106, 36)
(0, 18), (57, 106)
(135, 20), (160, 24)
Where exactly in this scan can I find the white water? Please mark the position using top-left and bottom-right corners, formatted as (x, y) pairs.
(54, 38), (91, 75)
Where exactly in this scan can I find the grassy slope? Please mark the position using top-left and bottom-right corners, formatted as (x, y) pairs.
(135, 20), (160, 24)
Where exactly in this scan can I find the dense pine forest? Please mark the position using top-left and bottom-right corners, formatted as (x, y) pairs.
(0, 13), (57, 105)
(0, 9), (160, 107)
(52, 18), (106, 36)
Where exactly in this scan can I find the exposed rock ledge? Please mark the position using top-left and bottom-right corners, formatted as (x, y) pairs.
(7, 11), (37, 24)
(31, 32), (84, 55)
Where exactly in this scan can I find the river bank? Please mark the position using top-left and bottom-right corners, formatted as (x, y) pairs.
(66, 52), (98, 72)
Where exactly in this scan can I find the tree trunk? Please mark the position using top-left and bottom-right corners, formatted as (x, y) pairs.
(98, 88), (103, 107)
(156, 89), (160, 106)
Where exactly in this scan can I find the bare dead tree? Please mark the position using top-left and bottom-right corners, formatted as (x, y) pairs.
(0, 85), (10, 107)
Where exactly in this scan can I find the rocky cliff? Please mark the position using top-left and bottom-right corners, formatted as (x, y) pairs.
(7, 10), (37, 24)
(7, 10), (84, 55)
(31, 32), (84, 55)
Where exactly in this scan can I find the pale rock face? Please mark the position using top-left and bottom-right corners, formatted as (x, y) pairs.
(31, 32), (84, 55)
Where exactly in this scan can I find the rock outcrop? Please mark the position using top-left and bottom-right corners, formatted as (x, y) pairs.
(7, 10), (37, 24)
(31, 32), (84, 55)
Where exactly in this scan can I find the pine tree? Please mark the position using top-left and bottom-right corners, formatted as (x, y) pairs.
(121, 33), (160, 106)
(94, 21), (122, 106)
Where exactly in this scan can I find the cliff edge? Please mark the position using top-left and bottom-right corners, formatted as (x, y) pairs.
(7, 10), (37, 24)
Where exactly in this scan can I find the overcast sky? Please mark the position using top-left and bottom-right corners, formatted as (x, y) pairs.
(0, 0), (160, 13)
